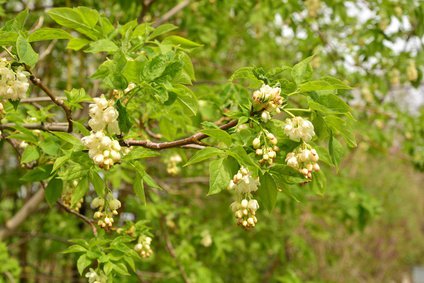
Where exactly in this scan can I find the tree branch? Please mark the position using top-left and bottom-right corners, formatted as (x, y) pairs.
(0, 122), (69, 132)
(0, 189), (45, 241)
(153, 0), (190, 27)
(122, 119), (238, 149)
(56, 201), (97, 236)
(25, 68), (73, 133)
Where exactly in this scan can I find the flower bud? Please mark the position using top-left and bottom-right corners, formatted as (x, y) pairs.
(252, 137), (261, 149)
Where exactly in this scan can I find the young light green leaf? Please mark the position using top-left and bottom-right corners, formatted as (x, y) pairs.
(201, 128), (232, 146)
(16, 35), (38, 67)
(28, 28), (72, 42)
(184, 147), (225, 167)
(162, 35), (203, 49)
(21, 145), (39, 164)
(89, 169), (105, 196)
(148, 23), (178, 40)
(67, 38), (90, 50)
(77, 254), (91, 275)
(85, 39), (119, 53)
(292, 56), (313, 84)
(134, 173), (146, 205)
(258, 173), (278, 212)
(115, 99), (132, 134)
(208, 157), (237, 195)
(71, 177), (89, 206)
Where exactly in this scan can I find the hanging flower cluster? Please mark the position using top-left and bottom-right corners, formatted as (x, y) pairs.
(82, 95), (123, 169)
(88, 95), (120, 134)
(228, 167), (260, 228)
(284, 116), (315, 142)
(81, 131), (122, 170)
(253, 132), (279, 165)
(285, 146), (320, 179)
(134, 235), (153, 258)
(166, 154), (183, 175)
(305, 0), (321, 18)
(85, 268), (107, 283)
(252, 84), (283, 122)
(91, 194), (121, 229)
(61, 180), (83, 212)
(0, 58), (30, 101)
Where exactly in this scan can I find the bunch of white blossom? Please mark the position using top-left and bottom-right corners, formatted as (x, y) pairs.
(0, 58), (30, 101)
(228, 167), (260, 228)
(230, 198), (259, 228)
(285, 147), (320, 179)
(91, 194), (121, 229)
(252, 84), (283, 122)
(81, 131), (122, 170)
(85, 268), (107, 283)
(134, 235), (153, 258)
(284, 116), (315, 142)
(166, 154), (182, 175)
(88, 95), (120, 134)
(252, 132), (279, 166)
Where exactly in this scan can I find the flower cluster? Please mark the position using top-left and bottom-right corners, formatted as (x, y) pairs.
(61, 180), (83, 212)
(200, 230), (213, 247)
(85, 268), (107, 283)
(230, 198), (259, 228)
(228, 167), (260, 228)
(252, 84), (283, 122)
(253, 132), (279, 165)
(407, 60), (418, 82)
(285, 146), (320, 179)
(91, 194), (121, 229)
(88, 95), (120, 134)
(166, 154), (182, 175)
(390, 69), (400, 87)
(0, 102), (4, 118)
(81, 131), (122, 170)
(0, 58), (30, 101)
(284, 116), (315, 142)
(134, 235), (153, 258)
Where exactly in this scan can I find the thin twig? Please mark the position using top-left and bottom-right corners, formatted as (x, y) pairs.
(56, 201), (98, 236)
(21, 96), (68, 103)
(25, 68), (73, 132)
(0, 122), (69, 132)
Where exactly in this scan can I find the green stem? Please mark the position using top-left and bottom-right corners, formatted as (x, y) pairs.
(283, 109), (296, 118)
(284, 108), (311, 113)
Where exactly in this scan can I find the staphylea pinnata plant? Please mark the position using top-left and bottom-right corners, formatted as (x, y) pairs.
(0, 6), (355, 282)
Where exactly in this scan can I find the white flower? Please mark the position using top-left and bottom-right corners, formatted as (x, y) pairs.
(81, 131), (122, 170)
(284, 117), (315, 142)
(124, 83), (136, 93)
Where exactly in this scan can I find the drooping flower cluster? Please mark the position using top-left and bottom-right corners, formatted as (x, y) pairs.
(0, 58), (30, 101)
(88, 95), (120, 134)
(61, 180), (83, 212)
(285, 146), (320, 179)
(0, 102), (4, 118)
(228, 167), (260, 229)
(200, 230), (213, 247)
(253, 132), (279, 165)
(252, 84), (283, 122)
(85, 268), (107, 283)
(91, 194), (121, 229)
(81, 131), (122, 170)
(134, 235), (153, 258)
(407, 60), (418, 82)
(166, 154), (182, 175)
(284, 116), (315, 142)
(305, 0), (320, 18)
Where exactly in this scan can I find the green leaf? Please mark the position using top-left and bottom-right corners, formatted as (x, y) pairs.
(77, 254), (91, 275)
(162, 35), (203, 49)
(134, 173), (146, 205)
(308, 94), (350, 114)
(324, 116), (357, 147)
(299, 77), (352, 92)
(201, 128), (232, 146)
(21, 145), (39, 163)
(53, 153), (72, 172)
(85, 39), (119, 53)
(0, 31), (18, 45)
(71, 177), (89, 206)
(39, 139), (61, 156)
(62, 244), (87, 254)
(64, 88), (92, 110)
(52, 132), (82, 146)
(184, 147), (224, 167)
(89, 169), (105, 196)
(227, 146), (259, 172)
(328, 133), (345, 167)
(16, 35), (38, 67)
(208, 157), (237, 195)
(21, 164), (53, 182)
(173, 85), (198, 116)
(47, 8), (98, 39)
(77, 6), (99, 28)
(28, 28), (72, 42)
(292, 56), (313, 84)
(123, 147), (159, 161)
(45, 177), (63, 206)
(258, 173), (278, 212)
(148, 23), (178, 40)
(115, 99), (131, 134)
(67, 38), (90, 51)
(269, 165), (305, 187)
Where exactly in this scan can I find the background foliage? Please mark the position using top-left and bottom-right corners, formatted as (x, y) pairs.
(0, 0), (423, 282)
